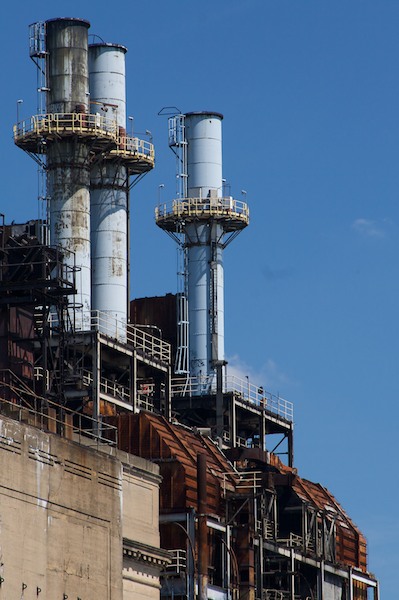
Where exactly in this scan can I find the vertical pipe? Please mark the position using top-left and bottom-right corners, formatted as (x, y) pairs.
(235, 502), (255, 600)
(89, 43), (128, 340)
(349, 568), (354, 600)
(290, 549), (295, 600)
(92, 332), (101, 437)
(216, 361), (224, 439)
(45, 18), (91, 330)
(320, 560), (325, 600)
(185, 112), (225, 385)
(197, 453), (208, 600)
(187, 511), (196, 600)
(226, 525), (232, 600)
(288, 428), (294, 468)
(375, 580), (380, 600)
(132, 351), (137, 412)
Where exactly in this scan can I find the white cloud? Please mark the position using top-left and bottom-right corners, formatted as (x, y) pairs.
(352, 218), (387, 238)
(225, 353), (293, 396)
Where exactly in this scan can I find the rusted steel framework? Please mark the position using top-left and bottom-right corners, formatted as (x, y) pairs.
(111, 411), (378, 600)
(0, 224), (76, 404)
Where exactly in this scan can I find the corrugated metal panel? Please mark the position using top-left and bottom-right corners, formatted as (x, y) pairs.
(293, 476), (367, 570)
(113, 412), (237, 515)
(261, 452), (368, 571)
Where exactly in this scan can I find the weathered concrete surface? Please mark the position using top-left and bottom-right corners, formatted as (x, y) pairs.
(0, 415), (165, 600)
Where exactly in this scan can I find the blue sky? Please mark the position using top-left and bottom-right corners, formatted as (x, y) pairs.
(2, 1), (397, 596)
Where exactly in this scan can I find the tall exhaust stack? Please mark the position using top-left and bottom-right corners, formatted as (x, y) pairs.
(14, 18), (96, 330)
(89, 43), (129, 336)
(156, 112), (249, 392)
(45, 18), (92, 330)
(14, 20), (154, 337)
(89, 43), (154, 340)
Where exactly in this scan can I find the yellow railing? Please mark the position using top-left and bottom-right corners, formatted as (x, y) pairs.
(14, 114), (155, 166)
(113, 135), (155, 162)
(14, 112), (118, 140)
(155, 197), (249, 224)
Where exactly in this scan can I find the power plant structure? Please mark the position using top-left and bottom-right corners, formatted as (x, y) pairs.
(0, 16), (379, 600)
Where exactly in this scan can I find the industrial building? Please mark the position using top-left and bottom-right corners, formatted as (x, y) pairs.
(0, 16), (379, 600)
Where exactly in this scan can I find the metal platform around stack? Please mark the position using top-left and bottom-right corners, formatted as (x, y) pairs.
(13, 113), (119, 153)
(156, 197), (249, 232)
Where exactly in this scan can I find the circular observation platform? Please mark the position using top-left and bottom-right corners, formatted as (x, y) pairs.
(155, 197), (249, 233)
(14, 113), (119, 153)
(107, 137), (155, 174)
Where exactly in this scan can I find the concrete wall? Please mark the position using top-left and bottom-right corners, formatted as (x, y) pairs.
(0, 415), (165, 600)
(106, 449), (167, 600)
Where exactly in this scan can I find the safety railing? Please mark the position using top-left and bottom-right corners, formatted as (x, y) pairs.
(236, 471), (264, 493)
(127, 323), (171, 364)
(86, 310), (171, 363)
(221, 470), (264, 497)
(14, 114), (155, 169)
(155, 196), (249, 225)
(82, 370), (131, 406)
(137, 381), (156, 411)
(227, 375), (293, 421)
(223, 430), (265, 449)
(276, 532), (303, 549)
(171, 375), (293, 422)
(45, 309), (171, 364)
(0, 243), (75, 292)
(164, 549), (187, 574)
(0, 369), (118, 447)
(13, 112), (119, 141)
(114, 134), (155, 161)
(100, 376), (130, 403)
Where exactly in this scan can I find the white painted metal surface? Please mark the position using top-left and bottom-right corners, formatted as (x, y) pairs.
(186, 113), (223, 199)
(89, 44), (128, 339)
(88, 43), (127, 127)
(157, 112), (248, 391)
(185, 112), (225, 382)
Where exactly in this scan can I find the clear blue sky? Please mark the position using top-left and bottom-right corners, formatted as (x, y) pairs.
(2, 1), (397, 596)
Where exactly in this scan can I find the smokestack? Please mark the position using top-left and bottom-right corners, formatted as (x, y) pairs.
(45, 18), (92, 330)
(156, 112), (249, 393)
(185, 112), (225, 381)
(15, 20), (154, 339)
(89, 43), (129, 338)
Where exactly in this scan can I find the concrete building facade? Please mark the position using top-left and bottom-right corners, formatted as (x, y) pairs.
(0, 413), (168, 599)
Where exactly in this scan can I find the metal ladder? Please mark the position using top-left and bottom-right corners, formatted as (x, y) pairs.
(169, 114), (190, 375)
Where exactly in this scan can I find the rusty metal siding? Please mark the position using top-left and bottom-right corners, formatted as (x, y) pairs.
(113, 411), (236, 516)
(8, 307), (35, 380)
(130, 295), (177, 349)
(293, 476), (368, 570)
(0, 307), (35, 380)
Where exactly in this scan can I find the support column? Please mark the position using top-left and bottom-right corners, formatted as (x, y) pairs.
(132, 351), (137, 412)
(92, 332), (101, 437)
(319, 560), (325, 600)
(197, 453), (208, 600)
(216, 361), (224, 439)
(290, 550), (295, 600)
(165, 365), (172, 420)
